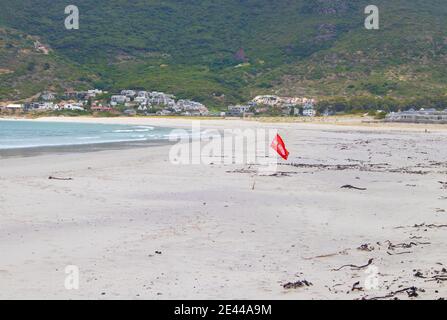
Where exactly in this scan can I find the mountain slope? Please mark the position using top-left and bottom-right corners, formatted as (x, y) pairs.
(1, 0), (447, 109)
(0, 27), (96, 101)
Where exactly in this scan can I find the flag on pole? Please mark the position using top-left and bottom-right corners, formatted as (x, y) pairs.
(271, 134), (289, 160)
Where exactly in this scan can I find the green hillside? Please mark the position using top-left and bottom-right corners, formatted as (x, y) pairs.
(0, 28), (97, 101)
(1, 0), (447, 110)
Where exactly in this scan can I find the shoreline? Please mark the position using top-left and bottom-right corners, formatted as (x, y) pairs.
(0, 118), (178, 157)
(4, 115), (447, 132)
(3, 117), (447, 158)
(7, 116), (447, 167)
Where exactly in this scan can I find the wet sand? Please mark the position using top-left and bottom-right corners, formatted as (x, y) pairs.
(0, 139), (174, 159)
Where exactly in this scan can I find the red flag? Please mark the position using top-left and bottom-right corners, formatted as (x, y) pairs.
(271, 134), (289, 160)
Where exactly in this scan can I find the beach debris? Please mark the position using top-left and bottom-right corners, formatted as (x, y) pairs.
(365, 286), (422, 300)
(414, 271), (425, 279)
(341, 185), (367, 191)
(281, 163), (359, 171)
(389, 169), (428, 175)
(395, 223), (447, 230)
(385, 240), (430, 255)
(387, 241), (430, 250)
(269, 172), (292, 177)
(155, 251), (162, 255)
(48, 176), (73, 181)
(357, 243), (375, 252)
(438, 181), (447, 189)
(387, 251), (412, 256)
(227, 169), (294, 178)
(351, 281), (364, 292)
(226, 169), (257, 174)
(427, 276), (447, 283)
(413, 223), (447, 229)
(302, 249), (350, 260)
(278, 162), (437, 176)
(332, 258), (374, 271)
(413, 268), (447, 282)
(283, 280), (313, 290)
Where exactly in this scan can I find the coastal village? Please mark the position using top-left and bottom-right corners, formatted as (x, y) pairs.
(3, 89), (447, 123)
(0, 89), (319, 118)
(385, 108), (447, 124)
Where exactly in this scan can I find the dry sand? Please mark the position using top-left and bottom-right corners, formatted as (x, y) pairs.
(1, 117), (447, 300)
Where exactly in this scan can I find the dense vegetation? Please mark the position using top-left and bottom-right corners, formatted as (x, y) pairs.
(1, 0), (447, 111)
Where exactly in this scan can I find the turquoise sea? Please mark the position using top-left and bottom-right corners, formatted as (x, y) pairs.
(0, 120), (175, 149)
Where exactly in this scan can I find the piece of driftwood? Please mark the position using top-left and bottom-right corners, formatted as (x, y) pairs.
(332, 258), (374, 271)
(365, 287), (420, 300)
(426, 276), (447, 282)
(332, 259), (374, 271)
(48, 176), (73, 181)
(302, 249), (350, 260)
(341, 185), (367, 191)
(387, 251), (412, 256)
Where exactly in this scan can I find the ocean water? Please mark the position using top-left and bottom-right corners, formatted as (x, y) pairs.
(0, 120), (176, 149)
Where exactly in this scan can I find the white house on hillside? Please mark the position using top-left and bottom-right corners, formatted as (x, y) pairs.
(3, 104), (23, 110)
(253, 95), (281, 106)
(228, 105), (251, 116)
(111, 95), (129, 106)
(302, 102), (316, 117)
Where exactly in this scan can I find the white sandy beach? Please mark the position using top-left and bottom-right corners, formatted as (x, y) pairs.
(1, 117), (447, 300)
